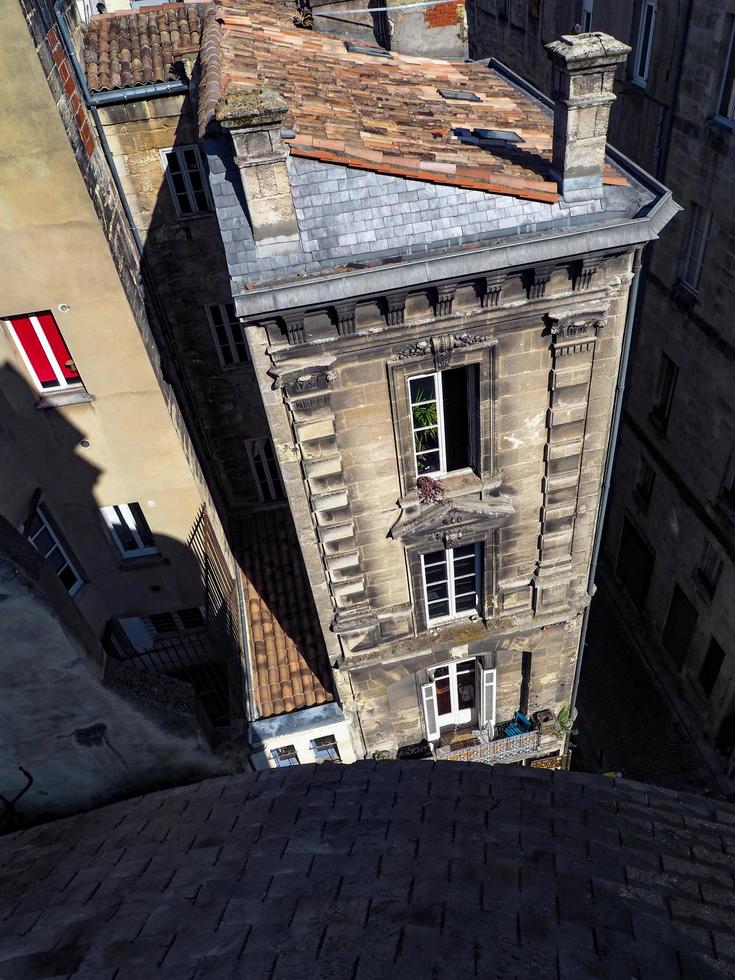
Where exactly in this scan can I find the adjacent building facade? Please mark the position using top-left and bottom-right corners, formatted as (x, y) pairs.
(470, 0), (735, 772)
(9, 0), (677, 783)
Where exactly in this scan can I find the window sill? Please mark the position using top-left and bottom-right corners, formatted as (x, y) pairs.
(710, 115), (733, 132)
(117, 553), (167, 571)
(35, 389), (93, 410)
(671, 279), (698, 311)
(692, 571), (716, 606)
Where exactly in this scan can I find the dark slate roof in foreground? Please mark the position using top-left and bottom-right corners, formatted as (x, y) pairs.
(2, 761), (735, 979)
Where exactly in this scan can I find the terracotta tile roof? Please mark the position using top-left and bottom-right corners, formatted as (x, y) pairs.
(198, 0), (625, 202)
(241, 508), (334, 718)
(83, 3), (204, 92)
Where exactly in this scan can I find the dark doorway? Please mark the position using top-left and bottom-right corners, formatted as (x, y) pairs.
(661, 584), (698, 670)
(520, 651), (532, 715)
(616, 517), (654, 611)
(699, 638), (725, 698)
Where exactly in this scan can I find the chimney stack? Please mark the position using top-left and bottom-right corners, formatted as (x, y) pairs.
(216, 88), (300, 255)
(545, 33), (630, 204)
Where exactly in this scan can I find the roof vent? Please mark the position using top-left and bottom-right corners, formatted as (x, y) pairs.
(473, 129), (525, 146)
(438, 88), (481, 102)
(345, 42), (393, 59)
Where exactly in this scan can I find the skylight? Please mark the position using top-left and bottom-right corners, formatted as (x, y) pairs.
(473, 129), (525, 144)
(345, 42), (393, 59)
(438, 88), (481, 102)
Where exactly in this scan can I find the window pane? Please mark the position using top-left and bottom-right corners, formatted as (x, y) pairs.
(410, 376), (436, 404)
(435, 675), (451, 713)
(128, 503), (155, 547)
(457, 667), (476, 709)
(416, 450), (441, 474)
(424, 564), (448, 585)
(428, 599), (450, 619)
(455, 593), (478, 612)
(453, 544), (476, 559)
(426, 581), (449, 603)
(31, 527), (54, 556)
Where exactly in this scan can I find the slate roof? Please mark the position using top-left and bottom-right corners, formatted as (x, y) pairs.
(240, 509), (333, 718)
(2, 761), (735, 979)
(198, 0), (626, 203)
(83, 3), (203, 92)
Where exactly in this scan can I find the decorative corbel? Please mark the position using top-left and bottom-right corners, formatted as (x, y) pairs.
(572, 257), (598, 291)
(282, 312), (306, 345)
(333, 302), (356, 336)
(384, 292), (408, 327)
(480, 271), (505, 309)
(433, 284), (457, 318)
(525, 264), (554, 300)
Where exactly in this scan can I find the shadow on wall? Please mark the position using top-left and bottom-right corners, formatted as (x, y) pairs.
(0, 364), (237, 827)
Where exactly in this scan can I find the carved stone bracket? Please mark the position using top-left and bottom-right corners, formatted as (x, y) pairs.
(547, 310), (608, 357)
(428, 332), (493, 370)
(573, 257), (598, 291)
(333, 302), (357, 336)
(384, 292), (408, 326)
(394, 338), (431, 361)
(480, 271), (505, 309)
(282, 312), (306, 345)
(433, 284), (457, 318)
(525, 264), (554, 300)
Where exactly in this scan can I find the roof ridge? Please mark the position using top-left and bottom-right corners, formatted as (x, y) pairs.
(198, 4), (225, 138)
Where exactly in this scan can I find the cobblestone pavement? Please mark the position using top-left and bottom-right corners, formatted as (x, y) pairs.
(573, 572), (731, 799)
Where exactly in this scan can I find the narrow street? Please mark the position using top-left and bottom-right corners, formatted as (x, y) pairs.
(572, 573), (730, 798)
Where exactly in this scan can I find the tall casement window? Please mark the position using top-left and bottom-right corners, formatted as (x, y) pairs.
(421, 658), (496, 740)
(101, 503), (158, 559)
(717, 16), (735, 123)
(311, 735), (341, 762)
(696, 539), (723, 600)
(3, 312), (83, 393)
(633, 1), (656, 86)
(699, 638), (725, 698)
(422, 543), (482, 622)
(206, 303), (248, 366)
(408, 366), (478, 476)
(161, 146), (212, 218)
(581, 0), (593, 32)
(681, 206), (712, 292)
(246, 438), (286, 502)
(634, 456), (656, 512)
(650, 352), (678, 433)
(25, 504), (83, 596)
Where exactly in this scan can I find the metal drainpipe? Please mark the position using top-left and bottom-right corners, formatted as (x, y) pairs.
(566, 245), (645, 752)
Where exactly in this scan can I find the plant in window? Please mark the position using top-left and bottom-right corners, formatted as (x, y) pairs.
(552, 705), (579, 741)
(416, 475), (445, 504)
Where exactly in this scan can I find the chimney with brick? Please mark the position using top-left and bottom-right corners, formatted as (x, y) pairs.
(387, 0), (467, 60)
(545, 33), (630, 204)
(215, 87), (300, 255)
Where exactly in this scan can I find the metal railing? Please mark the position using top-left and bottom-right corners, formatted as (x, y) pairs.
(434, 722), (541, 765)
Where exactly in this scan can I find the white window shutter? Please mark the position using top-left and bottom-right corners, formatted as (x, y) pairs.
(421, 682), (439, 740)
(480, 668), (497, 729)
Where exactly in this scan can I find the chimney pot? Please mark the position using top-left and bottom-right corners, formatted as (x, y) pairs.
(545, 32), (630, 204)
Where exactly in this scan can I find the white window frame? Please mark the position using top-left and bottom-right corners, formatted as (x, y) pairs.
(716, 17), (735, 123)
(311, 735), (341, 762)
(101, 503), (159, 559)
(407, 369), (478, 479)
(271, 745), (300, 767)
(25, 504), (84, 597)
(205, 303), (248, 367)
(4, 314), (83, 394)
(160, 145), (213, 219)
(633, 1), (657, 86)
(421, 544), (482, 624)
(681, 206), (712, 291)
(581, 0), (593, 32)
(246, 437), (285, 502)
(421, 660), (496, 741)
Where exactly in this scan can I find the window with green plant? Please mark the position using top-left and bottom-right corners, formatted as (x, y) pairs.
(408, 366), (478, 476)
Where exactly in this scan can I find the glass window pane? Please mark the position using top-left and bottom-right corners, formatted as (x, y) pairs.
(426, 582), (449, 603)
(455, 593), (477, 612)
(31, 527), (54, 556)
(428, 600), (450, 619)
(453, 544), (476, 559)
(410, 376), (436, 404)
(424, 564), (448, 585)
(416, 451), (441, 474)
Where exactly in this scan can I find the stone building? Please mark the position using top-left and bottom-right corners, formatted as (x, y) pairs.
(18, 0), (677, 773)
(470, 1), (735, 770)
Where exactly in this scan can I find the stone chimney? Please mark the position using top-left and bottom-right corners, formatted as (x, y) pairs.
(216, 88), (300, 255)
(545, 33), (630, 203)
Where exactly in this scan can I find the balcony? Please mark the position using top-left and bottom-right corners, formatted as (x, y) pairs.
(434, 715), (552, 765)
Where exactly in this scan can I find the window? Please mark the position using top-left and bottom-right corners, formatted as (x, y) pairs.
(681, 206), (712, 292)
(25, 504), (83, 596)
(3, 312), (83, 393)
(408, 366), (478, 476)
(634, 456), (656, 511)
(633, 1), (656, 85)
(148, 608), (206, 636)
(421, 659), (496, 740)
(271, 745), (300, 767)
(101, 503), (158, 558)
(717, 17), (735, 122)
(650, 352), (678, 433)
(696, 540), (722, 599)
(581, 0), (593, 32)
(699, 638), (725, 698)
(161, 146), (212, 218)
(246, 438), (285, 502)
(311, 735), (341, 762)
(206, 303), (248, 367)
(422, 543), (482, 622)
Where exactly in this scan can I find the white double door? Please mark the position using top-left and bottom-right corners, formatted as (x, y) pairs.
(421, 658), (497, 741)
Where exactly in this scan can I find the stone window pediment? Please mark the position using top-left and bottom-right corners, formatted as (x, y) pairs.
(391, 493), (514, 549)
